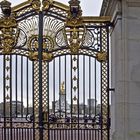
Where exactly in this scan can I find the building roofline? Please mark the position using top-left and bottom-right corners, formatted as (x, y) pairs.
(101, 0), (119, 16)
(100, 0), (110, 16)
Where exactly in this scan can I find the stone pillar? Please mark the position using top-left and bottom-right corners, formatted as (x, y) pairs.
(101, 0), (140, 140)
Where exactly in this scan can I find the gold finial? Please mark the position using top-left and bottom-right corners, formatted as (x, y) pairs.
(60, 81), (65, 94)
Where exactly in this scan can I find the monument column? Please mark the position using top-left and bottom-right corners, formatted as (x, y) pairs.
(101, 0), (140, 140)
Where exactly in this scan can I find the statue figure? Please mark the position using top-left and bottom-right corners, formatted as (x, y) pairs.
(60, 81), (65, 94)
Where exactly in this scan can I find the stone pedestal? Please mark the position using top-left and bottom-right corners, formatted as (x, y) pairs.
(101, 0), (140, 140)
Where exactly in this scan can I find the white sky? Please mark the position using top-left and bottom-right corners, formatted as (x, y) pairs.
(10, 0), (103, 16)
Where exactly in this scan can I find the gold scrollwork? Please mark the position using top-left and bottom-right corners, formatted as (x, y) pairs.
(31, 0), (41, 11)
(29, 51), (53, 62)
(67, 27), (84, 54)
(0, 16), (18, 54)
(42, 0), (53, 11)
(66, 13), (83, 27)
(28, 35), (54, 51)
(43, 52), (53, 61)
(96, 51), (107, 62)
(28, 35), (54, 61)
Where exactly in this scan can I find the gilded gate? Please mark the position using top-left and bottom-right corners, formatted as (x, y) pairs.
(0, 0), (111, 140)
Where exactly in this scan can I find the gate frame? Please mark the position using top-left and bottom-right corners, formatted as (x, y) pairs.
(0, 0), (111, 140)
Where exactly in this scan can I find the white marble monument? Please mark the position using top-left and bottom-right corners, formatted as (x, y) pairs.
(101, 0), (140, 140)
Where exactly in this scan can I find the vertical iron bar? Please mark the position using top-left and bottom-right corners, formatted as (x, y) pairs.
(100, 27), (103, 140)
(89, 57), (91, 118)
(32, 61), (35, 140)
(15, 55), (18, 117)
(65, 56), (66, 118)
(52, 59), (57, 140)
(21, 56), (23, 117)
(95, 58), (97, 140)
(10, 55), (12, 140)
(53, 59), (55, 115)
(95, 59), (97, 116)
(48, 62), (50, 140)
(83, 56), (85, 117)
(83, 55), (85, 140)
(77, 55), (79, 140)
(38, 11), (44, 140)
(70, 55), (73, 137)
(3, 55), (6, 139)
(26, 57), (29, 115)
(59, 56), (61, 118)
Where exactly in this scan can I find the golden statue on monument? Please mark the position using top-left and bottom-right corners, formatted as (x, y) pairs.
(60, 81), (65, 94)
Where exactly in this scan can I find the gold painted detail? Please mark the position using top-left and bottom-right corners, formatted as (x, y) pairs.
(66, 0), (83, 27)
(28, 35), (54, 61)
(31, 0), (41, 11)
(65, 1), (85, 55)
(42, 0), (53, 11)
(66, 27), (85, 54)
(83, 16), (111, 23)
(31, 0), (53, 11)
(29, 52), (53, 61)
(60, 81), (65, 94)
(96, 51), (107, 62)
(0, 16), (18, 54)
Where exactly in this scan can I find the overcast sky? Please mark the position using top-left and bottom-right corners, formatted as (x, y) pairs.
(11, 0), (103, 16)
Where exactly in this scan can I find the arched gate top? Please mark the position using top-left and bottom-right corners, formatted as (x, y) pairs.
(0, 0), (111, 62)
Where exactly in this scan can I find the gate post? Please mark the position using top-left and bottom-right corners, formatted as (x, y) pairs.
(101, 0), (140, 140)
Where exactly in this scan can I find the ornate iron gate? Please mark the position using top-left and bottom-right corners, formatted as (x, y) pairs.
(0, 0), (111, 140)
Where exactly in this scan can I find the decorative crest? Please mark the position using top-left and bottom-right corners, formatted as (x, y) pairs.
(31, 0), (52, 11)
(96, 51), (107, 62)
(42, 0), (53, 11)
(28, 35), (54, 61)
(64, 0), (85, 54)
(0, 0), (19, 54)
(0, 0), (11, 17)
(31, 0), (41, 11)
(66, 0), (83, 27)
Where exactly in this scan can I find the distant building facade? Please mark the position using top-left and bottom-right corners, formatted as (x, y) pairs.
(0, 101), (24, 117)
(52, 82), (70, 117)
(87, 99), (96, 108)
